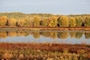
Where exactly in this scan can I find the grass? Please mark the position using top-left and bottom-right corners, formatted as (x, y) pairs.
(0, 43), (90, 60)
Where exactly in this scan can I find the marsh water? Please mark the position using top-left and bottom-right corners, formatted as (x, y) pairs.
(0, 29), (90, 44)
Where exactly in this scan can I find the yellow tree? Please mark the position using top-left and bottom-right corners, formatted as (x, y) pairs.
(75, 16), (83, 27)
(0, 16), (8, 26)
(41, 18), (49, 27)
(84, 16), (90, 27)
(17, 19), (25, 27)
(48, 16), (57, 27)
(32, 16), (41, 27)
(24, 16), (33, 27)
(69, 17), (76, 27)
(58, 16), (69, 27)
(8, 18), (17, 26)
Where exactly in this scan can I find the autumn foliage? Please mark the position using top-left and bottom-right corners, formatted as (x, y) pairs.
(0, 16), (7, 26)
(58, 16), (69, 27)
(0, 13), (90, 27)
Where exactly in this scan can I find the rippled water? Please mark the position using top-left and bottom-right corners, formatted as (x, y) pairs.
(0, 30), (90, 44)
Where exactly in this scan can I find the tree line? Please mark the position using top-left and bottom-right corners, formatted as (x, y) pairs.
(0, 12), (90, 27)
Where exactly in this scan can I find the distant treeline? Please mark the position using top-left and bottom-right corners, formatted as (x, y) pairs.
(0, 12), (90, 27)
(0, 31), (90, 39)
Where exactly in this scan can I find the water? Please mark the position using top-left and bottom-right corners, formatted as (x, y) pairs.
(0, 30), (90, 44)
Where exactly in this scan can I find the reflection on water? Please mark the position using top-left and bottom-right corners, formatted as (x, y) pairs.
(0, 30), (90, 44)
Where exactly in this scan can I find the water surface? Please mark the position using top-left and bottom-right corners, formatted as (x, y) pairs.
(0, 30), (90, 44)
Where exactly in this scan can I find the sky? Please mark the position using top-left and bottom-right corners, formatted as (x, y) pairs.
(0, 0), (90, 14)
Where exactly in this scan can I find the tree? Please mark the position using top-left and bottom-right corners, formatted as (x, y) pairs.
(69, 17), (76, 27)
(17, 19), (25, 27)
(41, 18), (49, 27)
(84, 16), (90, 27)
(75, 16), (83, 27)
(24, 16), (33, 27)
(58, 16), (69, 27)
(48, 16), (57, 27)
(32, 16), (41, 27)
(0, 16), (8, 26)
(8, 18), (17, 26)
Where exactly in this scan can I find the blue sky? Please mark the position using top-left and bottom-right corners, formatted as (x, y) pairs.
(0, 0), (90, 14)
